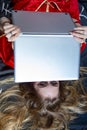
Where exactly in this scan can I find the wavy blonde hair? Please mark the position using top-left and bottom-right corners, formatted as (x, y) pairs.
(0, 69), (87, 130)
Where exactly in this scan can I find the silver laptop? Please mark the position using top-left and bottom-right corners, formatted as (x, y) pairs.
(12, 11), (80, 82)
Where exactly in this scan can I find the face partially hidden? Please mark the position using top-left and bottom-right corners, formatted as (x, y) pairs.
(34, 81), (59, 100)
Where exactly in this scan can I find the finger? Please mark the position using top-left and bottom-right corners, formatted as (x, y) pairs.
(72, 30), (84, 35)
(5, 32), (12, 39)
(5, 27), (21, 41)
(10, 27), (21, 36)
(70, 31), (87, 43)
(12, 42), (14, 50)
(75, 23), (81, 27)
(73, 36), (84, 43)
(3, 24), (14, 29)
(72, 18), (77, 22)
(8, 32), (20, 42)
(70, 31), (86, 39)
(4, 26), (17, 34)
(74, 26), (87, 30)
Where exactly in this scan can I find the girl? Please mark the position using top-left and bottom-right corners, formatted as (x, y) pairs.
(0, 0), (87, 68)
(0, 79), (87, 130)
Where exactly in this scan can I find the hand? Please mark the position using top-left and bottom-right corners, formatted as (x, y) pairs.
(3, 23), (21, 42)
(70, 26), (87, 43)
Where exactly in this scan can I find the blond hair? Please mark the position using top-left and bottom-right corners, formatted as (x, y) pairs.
(0, 68), (87, 130)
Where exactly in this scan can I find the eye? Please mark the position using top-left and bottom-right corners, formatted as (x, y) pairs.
(50, 81), (59, 86)
(38, 82), (48, 88)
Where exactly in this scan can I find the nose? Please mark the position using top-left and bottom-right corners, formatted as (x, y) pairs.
(45, 97), (57, 103)
(51, 98), (57, 102)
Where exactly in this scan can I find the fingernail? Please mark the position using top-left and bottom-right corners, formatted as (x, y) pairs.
(73, 28), (77, 30)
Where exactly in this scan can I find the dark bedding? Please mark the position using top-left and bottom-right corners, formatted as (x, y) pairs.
(0, 58), (14, 92)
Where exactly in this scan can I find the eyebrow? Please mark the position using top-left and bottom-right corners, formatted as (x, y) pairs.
(50, 81), (59, 85)
(37, 81), (59, 88)
(38, 82), (48, 87)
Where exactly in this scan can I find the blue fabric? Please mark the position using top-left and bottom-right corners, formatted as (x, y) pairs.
(79, 1), (87, 67)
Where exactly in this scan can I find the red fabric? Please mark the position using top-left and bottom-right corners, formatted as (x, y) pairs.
(13, 0), (80, 21)
(0, 0), (85, 68)
(80, 42), (86, 53)
(0, 36), (14, 68)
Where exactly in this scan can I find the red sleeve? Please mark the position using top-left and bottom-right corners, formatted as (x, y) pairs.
(0, 36), (14, 68)
(63, 0), (80, 22)
(66, 0), (86, 53)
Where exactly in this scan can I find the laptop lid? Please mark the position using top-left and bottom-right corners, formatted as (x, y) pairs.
(12, 11), (80, 82)
(12, 10), (75, 35)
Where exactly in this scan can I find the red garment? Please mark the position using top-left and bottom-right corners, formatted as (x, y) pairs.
(0, 36), (14, 68)
(0, 0), (85, 68)
(13, 0), (80, 21)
